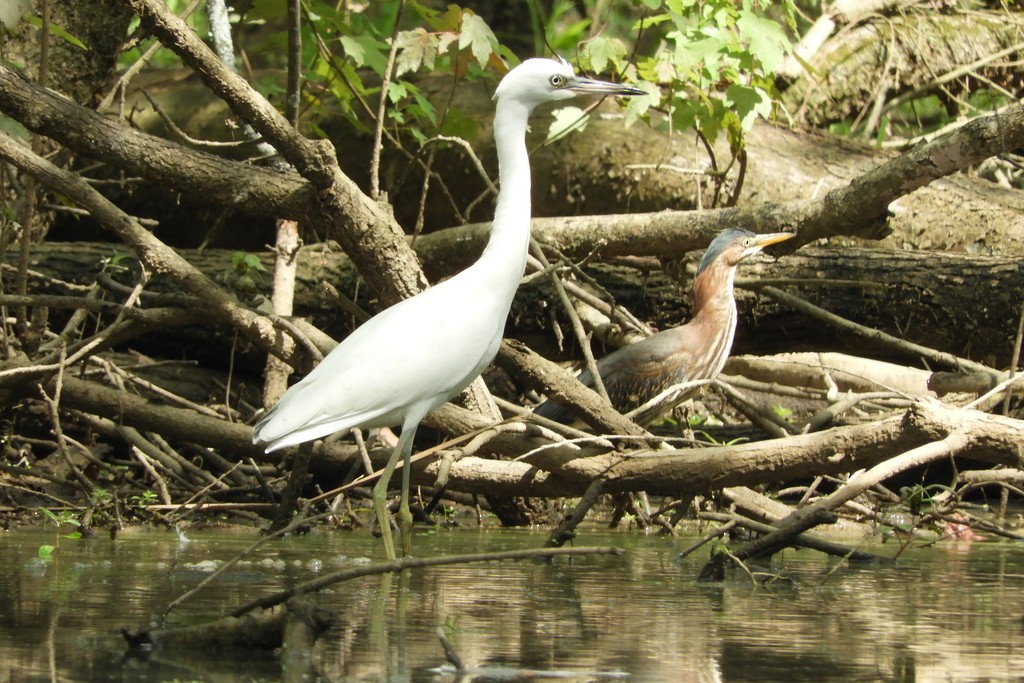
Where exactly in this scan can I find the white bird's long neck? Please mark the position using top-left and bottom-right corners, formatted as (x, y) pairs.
(477, 99), (533, 301)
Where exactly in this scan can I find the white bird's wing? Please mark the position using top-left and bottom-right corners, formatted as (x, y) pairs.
(253, 270), (506, 451)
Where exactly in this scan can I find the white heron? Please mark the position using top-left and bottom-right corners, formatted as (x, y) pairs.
(253, 58), (643, 558)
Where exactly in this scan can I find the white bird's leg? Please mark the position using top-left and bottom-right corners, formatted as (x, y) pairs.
(371, 421), (418, 560)
(398, 426), (415, 558)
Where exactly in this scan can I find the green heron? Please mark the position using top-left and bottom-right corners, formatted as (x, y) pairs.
(534, 229), (794, 425)
(253, 58), (643, 558)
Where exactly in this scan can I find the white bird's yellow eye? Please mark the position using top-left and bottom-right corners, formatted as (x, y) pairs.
(549, 74), (564, 87)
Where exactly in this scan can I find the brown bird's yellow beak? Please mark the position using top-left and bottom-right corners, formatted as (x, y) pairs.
(751, 231), (795, 249)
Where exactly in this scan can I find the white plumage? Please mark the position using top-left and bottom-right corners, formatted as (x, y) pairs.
(253, 58), (642, 557)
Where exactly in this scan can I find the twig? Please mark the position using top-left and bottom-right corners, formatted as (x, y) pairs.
(86, 355), (225, 418)
(284, 0), (301, 128)
(436, 627), (465, 672)
(675, 520), (736, 561)
(37, 344), (93, 495)
(715, 378), (795, 437)
(133, 447), (172, 505)
(162, 504), (320, 624)
(698, 506), (837, 581)
(369, 0), (406, 199)
(268, 442), (313, 535)
(1000, 300), (1024, 415)
(140, 90), (258, 149)
(757, 285), (998, 377)
(545, 478), (605, 547)
(802, 390), (908, 432)
(531, 241), (610, 402)
(884, 40), (1024, 113)
(425, 135), (499, 195)
(98, 0), (205, 114)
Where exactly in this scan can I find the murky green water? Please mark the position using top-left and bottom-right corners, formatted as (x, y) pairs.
(1, 525), (1023, 681)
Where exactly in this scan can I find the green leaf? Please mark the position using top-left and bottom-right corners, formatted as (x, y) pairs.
(0, 115), (28, 141)
(725, 84), (771, 131)
(439, 108), (476, 139)
(386, 80), (408, 104)
(38, 544), (55, 560)
(22, 15), (86, 50)
(340, 35), (389, 76)
(394, 27), (438, 77)
(413, 94), (437, 126)
(243, 253), (268, 273)
(459, 12), (497, 66)
(583, 35), (627, 74)
(673, 36), (721, 76)
(736, 10), (790, 73)
(546, 106), (588, 144)
(624, 82), (661, 127)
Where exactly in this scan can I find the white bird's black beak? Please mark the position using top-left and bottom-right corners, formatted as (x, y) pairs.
(567, 76), (645, 97)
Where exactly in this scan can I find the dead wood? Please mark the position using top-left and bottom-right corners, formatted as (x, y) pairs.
(111, 41), (1024, 257)
(121, 0), (428, 308)
(6, 51), (1024, 272)
(0, 1), (1019, 553)
(780, 9), (1024, 127)
(544, 477), (605, 548)
(418, 402), (1024, 498)
(698, 507), (839, 582)
(725, 353), (936, 397)
(777, 0), (910, 83)
(692, 400), (1024, 577)
(697, 511), (889, 564)
(10, 239), (1023, 367)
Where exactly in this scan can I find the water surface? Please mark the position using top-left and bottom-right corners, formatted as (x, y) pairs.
(1, 525), (1022, 681)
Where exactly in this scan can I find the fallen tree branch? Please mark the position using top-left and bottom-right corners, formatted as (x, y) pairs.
(698, 506), (839, 581)
(421, 402), (1024, 497)
(122, 0), (425, 306)
(696, 510), (891, 564)
(0, 130), (285, 358)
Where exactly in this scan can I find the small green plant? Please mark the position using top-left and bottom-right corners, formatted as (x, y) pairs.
(130, 490), (160, 506)
(223, 251), (269, 292)
(772, 404), (793, 421)
(98, 249), (132, 276)
(38, 508), (82, 560)
(232, 250), (268, 274)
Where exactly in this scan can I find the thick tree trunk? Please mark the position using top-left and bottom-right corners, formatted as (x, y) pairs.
(15, 240), (1022, 367)
(119, 61), (1024, 255)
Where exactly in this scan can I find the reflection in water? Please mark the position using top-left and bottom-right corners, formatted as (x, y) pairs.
(1, 526), (1023, 681)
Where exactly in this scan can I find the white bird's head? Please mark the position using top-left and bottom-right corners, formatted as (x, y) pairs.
(493, 57), (644, 110)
